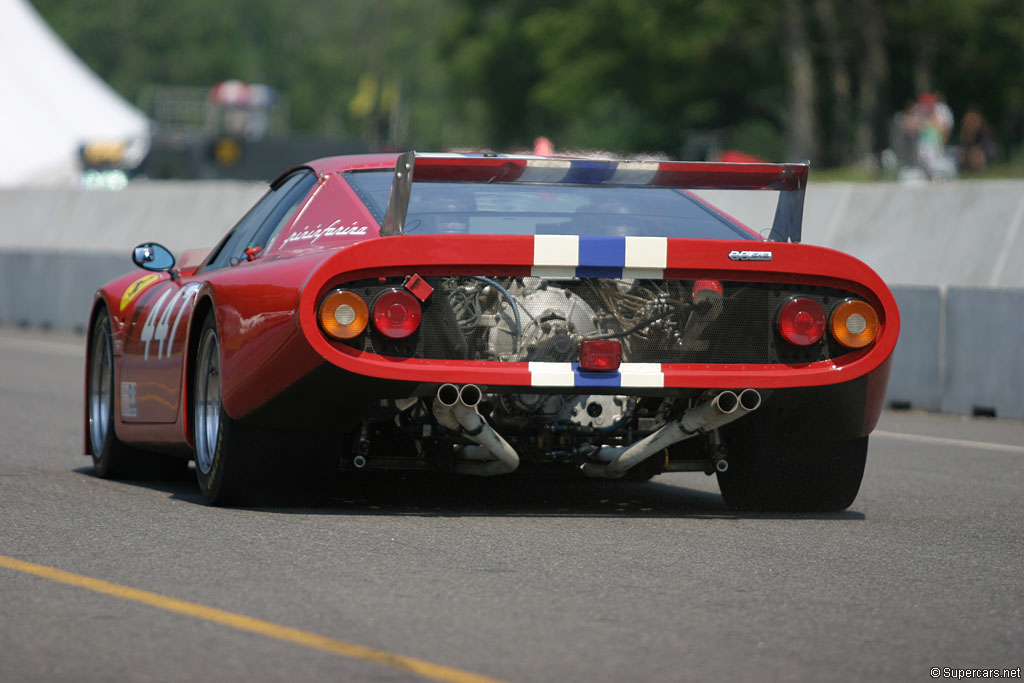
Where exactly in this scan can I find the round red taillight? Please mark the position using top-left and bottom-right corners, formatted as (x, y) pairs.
(777, 297), (826, 346)
(372, 289), (422, 339)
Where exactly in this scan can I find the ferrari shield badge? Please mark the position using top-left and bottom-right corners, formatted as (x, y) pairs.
(120, 273), (162, 311)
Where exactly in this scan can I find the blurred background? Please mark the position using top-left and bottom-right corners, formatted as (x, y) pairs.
(2, 0), (1023, 419)
(5, 0), (1024, 185)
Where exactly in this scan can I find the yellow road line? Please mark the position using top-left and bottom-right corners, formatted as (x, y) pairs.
(0, 554), (506, 683)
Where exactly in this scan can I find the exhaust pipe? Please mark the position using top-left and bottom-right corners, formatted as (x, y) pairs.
(433, 384), (519, 476)
(433, 383), (462, 432)
(677, 389), (738, 434)
(584, 389), (761, 478)
(736, 388), (761, 415)
(459, 383), (482, 407)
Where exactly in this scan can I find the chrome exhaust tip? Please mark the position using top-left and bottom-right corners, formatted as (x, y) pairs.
(713, 390), (739, 414)
(459, 384), (482, 407)
(738, 388), (761, 412)
(436, 383), (460, 407)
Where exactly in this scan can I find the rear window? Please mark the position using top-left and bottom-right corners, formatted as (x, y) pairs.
(343, 169), (757, 240)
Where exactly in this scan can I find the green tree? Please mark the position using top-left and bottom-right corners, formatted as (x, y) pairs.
(30, 0), (1024, 164)
(31, 0), (457, 148)
(443, 0), (788, 156)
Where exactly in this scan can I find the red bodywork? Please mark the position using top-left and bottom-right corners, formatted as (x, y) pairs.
(85, 153), (899, 457)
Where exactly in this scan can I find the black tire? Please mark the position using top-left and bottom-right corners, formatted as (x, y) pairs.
(192, 314), (337, 506)
(88, 307), (189, 479)
(716, 427), (868, 512)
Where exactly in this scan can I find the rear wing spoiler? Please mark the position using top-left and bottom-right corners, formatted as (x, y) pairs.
(381, 151), (809, 242)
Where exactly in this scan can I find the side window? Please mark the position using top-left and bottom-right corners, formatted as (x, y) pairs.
(253, 171), (318, 252)
(202, 170), (316, 271)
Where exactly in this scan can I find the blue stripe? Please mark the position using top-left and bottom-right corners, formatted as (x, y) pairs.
(576, 235), (624, 278)
(562, 160), (617, 185)
(572, 363), (622, 387)
(576, 265), (624, 278)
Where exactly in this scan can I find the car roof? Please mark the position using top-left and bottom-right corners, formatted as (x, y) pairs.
(303, 153), (400, 177)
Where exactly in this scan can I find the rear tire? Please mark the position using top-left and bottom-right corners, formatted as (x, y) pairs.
(192, 314), (337, 506)
(717, 428), (868, 512)
(88, 307), (188, 479)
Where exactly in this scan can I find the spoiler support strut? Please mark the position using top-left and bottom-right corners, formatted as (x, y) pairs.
(380, 151), (416, 237)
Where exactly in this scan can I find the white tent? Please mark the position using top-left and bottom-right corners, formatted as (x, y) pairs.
(0, 0), (150, 187)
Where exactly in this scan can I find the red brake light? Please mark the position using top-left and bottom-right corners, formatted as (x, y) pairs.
(777, 297), (826, 346)
(372, 289), (422, 339)
(579, 340), (622, 371)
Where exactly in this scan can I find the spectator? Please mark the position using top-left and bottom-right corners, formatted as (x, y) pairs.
(932, 93), (955, 143)
(901, 92), (957, 180)
(958, 106), (997, 172)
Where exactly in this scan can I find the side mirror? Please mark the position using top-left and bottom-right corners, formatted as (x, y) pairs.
(132, 242), (176, 272)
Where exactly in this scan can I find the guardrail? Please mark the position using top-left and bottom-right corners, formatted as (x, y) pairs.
(2, 179), (1022, 418)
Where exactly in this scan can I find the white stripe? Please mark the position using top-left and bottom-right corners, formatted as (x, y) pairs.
(618, 363), (664, 388)
(533, 235), (579, 267)
(872, 430), (1024, 455)
(529, 362), (576, 387)
(519, 159), (573, 183)
(608, 161), (660, 185)
(618, 237), (667, 274)
(531, 266), (579, 278)
(621, 268), (665, 279)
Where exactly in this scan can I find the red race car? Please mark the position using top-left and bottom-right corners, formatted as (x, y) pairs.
(85, 152), (899, 510)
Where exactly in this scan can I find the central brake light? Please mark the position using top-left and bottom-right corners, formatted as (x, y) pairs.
(777, 297), (826, 346)
(372, 289), (422, 339)
(579, 340), (622, 371)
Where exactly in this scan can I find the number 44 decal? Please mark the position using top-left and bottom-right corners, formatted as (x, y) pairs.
(139, 284), (202, 361)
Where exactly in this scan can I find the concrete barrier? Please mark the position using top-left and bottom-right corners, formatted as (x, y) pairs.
(0, 251), (126, 331)
(886, 286), (944, 412)
(0, 180), (265, 255)
(941, 287), (1024, 419)
(2, 178), (1023, 417)
(699, 180), (1024, 287)
(0, 180), (265, 331)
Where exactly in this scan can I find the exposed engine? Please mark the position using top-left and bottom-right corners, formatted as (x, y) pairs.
(439, 275), (721, 441)
(345, 275), (759, 478)
(444, 275), (708, 364)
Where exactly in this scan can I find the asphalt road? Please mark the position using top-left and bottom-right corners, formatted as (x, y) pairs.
(1, 327), (1021, 683)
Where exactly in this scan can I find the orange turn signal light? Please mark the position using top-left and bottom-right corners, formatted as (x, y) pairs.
(830, 299), (879, 349)
(319, 289), (369, 340)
